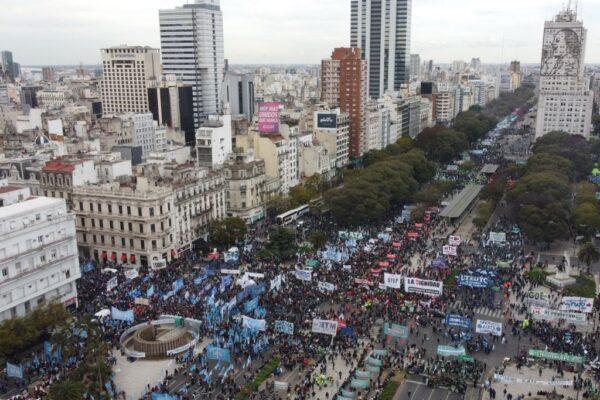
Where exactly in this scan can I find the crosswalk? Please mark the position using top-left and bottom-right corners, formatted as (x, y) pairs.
(451, 301), (504, 320)
(473, 306), (504, 320)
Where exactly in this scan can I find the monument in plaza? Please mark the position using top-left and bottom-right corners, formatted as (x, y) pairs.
(119, 317), (199, 359)
(546, 251), (577, 288)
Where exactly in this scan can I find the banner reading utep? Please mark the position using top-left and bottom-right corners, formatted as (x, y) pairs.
(258, 102), (280, 133)
(312, 319), (338, 336)
(404, 277), (443, 297)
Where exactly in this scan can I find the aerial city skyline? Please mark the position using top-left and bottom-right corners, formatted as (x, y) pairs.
(2, 0), (600, 66)
(0, 1), (600, 400)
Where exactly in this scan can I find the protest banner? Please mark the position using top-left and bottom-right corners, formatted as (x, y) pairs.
(404, 277), (443, 297)
(444, 314), (471, 330)
(458, 275), (491, 288)
(528, 349), (584, 364)
(317, 281), (337, 292)
(383, 273), (402, 289)
(530, 306), (587, 324)
(442, 245), (457, 256)
(494, 374), (572, 386)
(489, 232), (506, 243)
(206, 345), (231, 363)
(124, 269), (139, 280)
(274, 320), (294, 335)
(475, 319), (502, 336)
(312, 319), (338, 336)
(437, 345), (466, 357)
(134, 298), (150, 306)
(524, 291), (550, 307)
(106, 276), (118, 292)
(448, 235), (462, 246)
(560, 297), (594, 313)
(294, 268), (312, 282)
(111, 307), (135, 322)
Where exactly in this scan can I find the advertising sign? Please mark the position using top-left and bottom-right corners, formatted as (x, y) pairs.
(560, 297), (594, 313)
(475, 319), (502, 336)
(384, 273), (402, 289)
(458, 275), (491, 288)
(258, 102), (280, 133)
(312, 319), (338, 336)
(316, 113), (337, 129)
(528, 349), (584, 364)
(530, 306), (587, 324)
(404, 277), (443, 297)
(442, 245), (457, 256)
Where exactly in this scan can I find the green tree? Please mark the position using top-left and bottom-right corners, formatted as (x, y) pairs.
(325, 181), (390, 227)
(412, 181), (456, 205)
(266, 228), (297, 260)
(48, 380), (85, 400)
(573, 203), (600, 239)
(414, 126), (469, 163)
(308, 231), (327, 250)
(473, 202), (493, 230)
(208, 217), (247, 249)
(578, 242), (600, 267)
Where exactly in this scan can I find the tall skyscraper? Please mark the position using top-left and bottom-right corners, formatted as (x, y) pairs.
(321, 48), (368, 158)
(147, 80), (195, 145)
(99, 46), (161, 115)
(410, 54), (421, 81)
(535, 5), (594, 139)
(1, 51), (14, 80)
(350, 0), (412, 98)
(223, 72), (255, 122)
(159, 0), (225, 128)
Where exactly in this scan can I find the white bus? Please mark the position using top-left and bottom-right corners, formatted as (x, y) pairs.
(276, 205), (310, 225)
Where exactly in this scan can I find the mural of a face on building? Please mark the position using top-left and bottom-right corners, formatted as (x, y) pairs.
(541, 28), (582, 76)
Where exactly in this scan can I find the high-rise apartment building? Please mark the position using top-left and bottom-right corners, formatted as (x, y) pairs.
(223, 72), (255, 122)
(535, 6), (594, 139)
(410, 54), (421, 81)
(159, 0), (225, 127)
(350, 0), (412, 98)
(321, 48), (368, 158)
(99, 46), (161, 115)
(147, 80), (195, 145)
(42, 67), (56, 82)
(1, 51), (14, 80)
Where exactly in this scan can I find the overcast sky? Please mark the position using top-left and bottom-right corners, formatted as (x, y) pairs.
(1, 0), (599, 66)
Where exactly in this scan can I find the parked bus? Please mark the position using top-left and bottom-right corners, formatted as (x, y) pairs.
(276, 205), (310, 225)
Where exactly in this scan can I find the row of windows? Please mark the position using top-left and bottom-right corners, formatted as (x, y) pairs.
(81, 233), (172, 250)
(76, 201), (170, 216)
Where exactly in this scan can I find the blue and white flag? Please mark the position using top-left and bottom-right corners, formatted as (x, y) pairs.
(6, 362), (23, 379)
(274, 320), (294, 335)
(244, 297), (259, 314)
(294, 268), (312, 282)
(146, 285), (155, 298)
(242, 316), (267, 332)
(111, 307), (135, 323)
(206, 345), (231, 363)
(172, 278), (185, 292)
